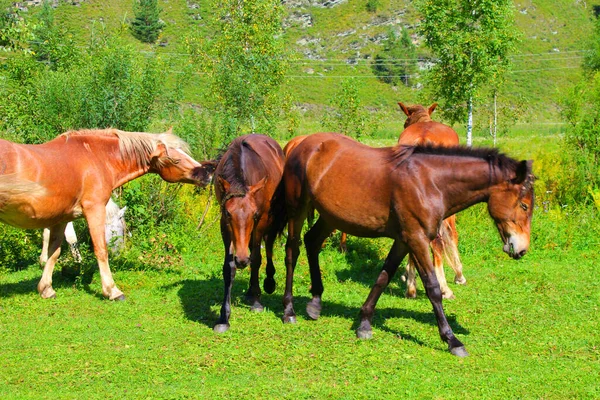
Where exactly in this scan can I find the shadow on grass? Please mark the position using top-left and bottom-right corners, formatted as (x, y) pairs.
(0, 269), (82, 298)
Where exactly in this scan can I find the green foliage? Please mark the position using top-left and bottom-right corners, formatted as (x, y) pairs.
(365, 0), (380, 13)
(187, 0), (290, 137)
(129, 0), (165, 44)
(0, 5), (34, 52)
(583, 16), (600, 74)
(372, 28), (417, 87)
(321, 78), (378, 139)
(0, 227), (40, 271)
(416, 0), (519, 125)
(560, 72), (600, 204)
(30, 1), (81, 70)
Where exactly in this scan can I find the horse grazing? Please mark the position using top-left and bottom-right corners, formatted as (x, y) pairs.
(283, 135), (348, 253)
(282, 133), (534, 356)
(39, 197), (127, 266)
(0, 128), (215, 300)
(398, 102), (465, 299)
(213, 134), (286, 333)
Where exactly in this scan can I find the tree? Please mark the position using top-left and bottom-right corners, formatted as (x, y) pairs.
(372, 28), (417, 86)
(583, 15), (600, 74)
(416, 0), (518, 145)
(187, 0), (289, 138)
(130, 0), (165, 44)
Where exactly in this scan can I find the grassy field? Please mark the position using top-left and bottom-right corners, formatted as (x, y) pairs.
(1, 132), (599, 399)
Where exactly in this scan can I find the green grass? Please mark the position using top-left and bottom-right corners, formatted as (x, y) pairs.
(1, 209), (599, 398)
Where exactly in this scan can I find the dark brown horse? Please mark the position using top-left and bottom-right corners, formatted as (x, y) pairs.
(282, 133), (534, 356)
(213, 134), (286, 333)
(283, 135), (347, 252)
(398, 102), (465, 299)
(0, 129), (215, 300)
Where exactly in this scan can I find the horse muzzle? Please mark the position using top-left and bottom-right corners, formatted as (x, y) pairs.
(503, 238), (528, 260)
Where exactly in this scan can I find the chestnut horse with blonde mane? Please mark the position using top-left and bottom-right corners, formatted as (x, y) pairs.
(282, 132), (534, 356)
(398, 102), (465, 299)
(0, 128), (215, 300)
(213, 134), (286, 333)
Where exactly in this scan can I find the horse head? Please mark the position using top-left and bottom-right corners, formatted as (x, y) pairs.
(218, 176), (267, 269)
(398, 102), (437, 128)
(150, 141), (215, 187)
(487, 160), (535, 260)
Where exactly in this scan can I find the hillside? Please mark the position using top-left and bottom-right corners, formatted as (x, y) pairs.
(36, 0), (597, 128)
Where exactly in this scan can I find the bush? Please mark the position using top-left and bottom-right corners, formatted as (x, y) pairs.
(371, 28), (417, 87)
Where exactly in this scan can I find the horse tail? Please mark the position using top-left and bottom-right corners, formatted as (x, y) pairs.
(439, 217), (464, 278)
(268, 176), (287, 238)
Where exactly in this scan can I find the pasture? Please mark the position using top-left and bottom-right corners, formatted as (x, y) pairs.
(1, 132), (599, 399)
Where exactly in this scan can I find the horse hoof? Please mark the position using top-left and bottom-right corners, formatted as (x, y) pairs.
(306, 302), (321, 320)
(250, 303), (264, 312)
(40, 287), (56, 299)
(450, 346), (469, 357)
(214, 323), (230, 333)
(282, 315), (296, 324)
(356, 329), (373, 340)
(442, 292), (456, 300)
(455, 277), (467, 285)
(111, 294), (126, 301)
(263, 279), (276, 295)
(405, 290), (417, 299)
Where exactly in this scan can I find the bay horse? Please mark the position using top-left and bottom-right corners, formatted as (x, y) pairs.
(213, 134), (286, 333)
(282, 133), (534, 356)
(398, 102), (465, 299)
(283, 135), (347, 253)
(0, 128), (215, 300)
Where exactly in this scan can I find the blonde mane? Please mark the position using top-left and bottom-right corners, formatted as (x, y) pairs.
(60, 128), (191, 168)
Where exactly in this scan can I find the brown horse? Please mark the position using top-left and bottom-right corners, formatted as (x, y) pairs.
(282, 133), (534, 356)
(0, 128), (215, 300)
(398, 102), (465, 299)
(283, 135), (348, 253)
(213, 134), (286, 333)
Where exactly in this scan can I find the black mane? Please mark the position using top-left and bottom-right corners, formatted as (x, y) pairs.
(215, 136), (266, 196)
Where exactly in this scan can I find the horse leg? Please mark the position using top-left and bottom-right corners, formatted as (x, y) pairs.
(442, 216), (466, 285)
(404, 255), (418, 298)
(339, 232), (347, 253)
(282, 211), (306, 324)
(357, 240), (408, 339)
(37, 223), (67, 298)
(245, 235), (264, 312)
(39, 228), (50, 267)
(409, 235), (468, 357)
(85, 206), (124, 301)
(64, 222), (82, 263)
(215, 220), (236, 333)
(263, 231), (277, 295)
(431, 236), (454, 299)
(304, 217), (335, 320)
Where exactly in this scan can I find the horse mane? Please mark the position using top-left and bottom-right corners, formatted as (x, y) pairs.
(215, 136), (267, 197)
(389, 144), (534, 189)
(406, 105), (433, 123)
(60, 128), (191, 168)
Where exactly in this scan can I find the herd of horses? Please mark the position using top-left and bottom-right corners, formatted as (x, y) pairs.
(0, 103), (535, 357)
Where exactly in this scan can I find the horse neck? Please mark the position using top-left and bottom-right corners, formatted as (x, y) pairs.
(410, 114), (432, 125)
(430, 157), (502, 217)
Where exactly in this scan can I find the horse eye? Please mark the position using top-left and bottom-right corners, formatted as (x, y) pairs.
(520, 202), (528, 211)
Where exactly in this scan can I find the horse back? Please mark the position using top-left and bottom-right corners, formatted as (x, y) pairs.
(399, 121), (459, 147)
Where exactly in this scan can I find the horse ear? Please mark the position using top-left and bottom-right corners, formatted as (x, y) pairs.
(217, 176), (230, 192)
(513, 160), (533, 184)
(117, 207), (127, 219)
(398, 102), (410, 116)
(428, 103), (438, 115)
(249, 177), (267, 195)
(165, 126), (173, 135)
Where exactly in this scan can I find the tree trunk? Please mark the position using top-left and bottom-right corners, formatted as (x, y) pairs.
(467, 96), (473, 146)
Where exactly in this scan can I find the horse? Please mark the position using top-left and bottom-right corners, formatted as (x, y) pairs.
(397, 102), (466, 299)
(282, 133), (534, 356)
(39, 197), (127, 266)
(283, 135), (348, 253)
(213, 134), (286, 333)
(0, 128), (215, 300)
